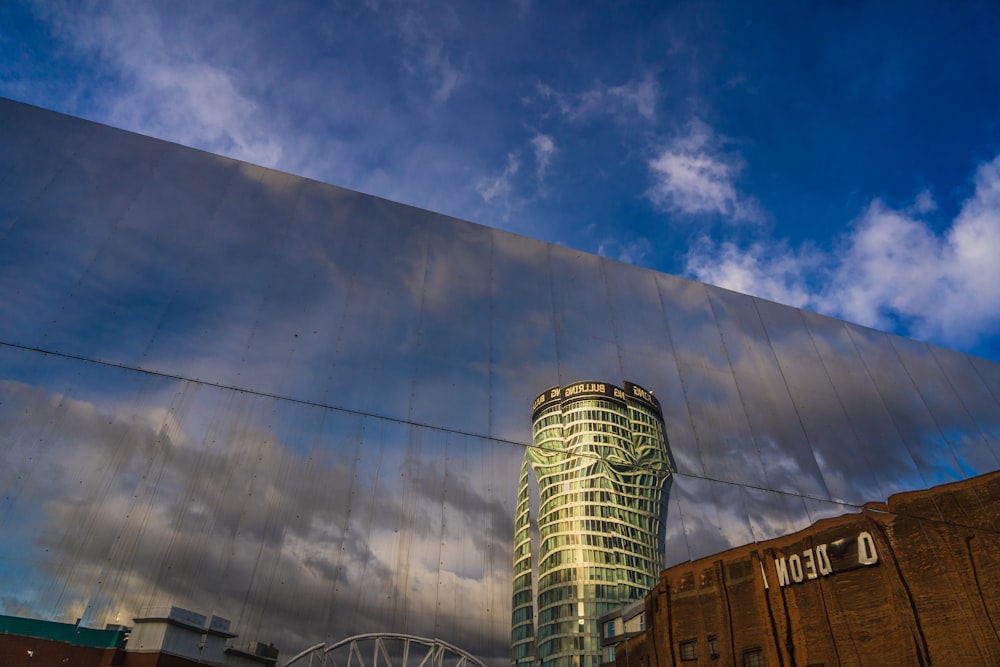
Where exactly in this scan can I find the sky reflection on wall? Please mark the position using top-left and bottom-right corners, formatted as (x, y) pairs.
(1, 98), (999, 664)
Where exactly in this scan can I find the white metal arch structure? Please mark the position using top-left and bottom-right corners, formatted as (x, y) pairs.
(283, 633), (488, 667)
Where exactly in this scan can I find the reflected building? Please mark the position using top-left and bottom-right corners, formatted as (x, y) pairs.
(604, 470), (1000, 666)
(512, 382), (674, 667)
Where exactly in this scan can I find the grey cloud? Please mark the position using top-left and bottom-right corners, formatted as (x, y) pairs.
(0, 377), (514, 660)
(406, 456), (516, 560)
(536, 72), (659, 124)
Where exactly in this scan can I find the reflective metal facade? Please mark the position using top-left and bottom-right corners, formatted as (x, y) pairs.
(512, 382), (672, 667)
(1, 98), (999, 666)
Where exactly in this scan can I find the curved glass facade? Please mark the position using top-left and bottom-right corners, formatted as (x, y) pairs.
(512, 382), (673, 667)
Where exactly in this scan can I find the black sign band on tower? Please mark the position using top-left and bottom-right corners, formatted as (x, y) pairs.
(532, 381), (662, 420)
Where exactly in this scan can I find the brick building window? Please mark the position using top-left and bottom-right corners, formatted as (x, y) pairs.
(743, 649), (764, 667)
(708, 636), (719, 658)
(679, 639), (698, 661)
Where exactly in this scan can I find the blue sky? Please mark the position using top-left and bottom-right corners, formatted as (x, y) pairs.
(2, 0), (1000, 360)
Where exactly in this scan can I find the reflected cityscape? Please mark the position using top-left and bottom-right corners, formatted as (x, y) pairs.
(602, 470), (1000, 666)
(1, 98), (1000, 666)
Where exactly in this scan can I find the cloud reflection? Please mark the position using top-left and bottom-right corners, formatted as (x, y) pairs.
(1, 100), (1000, 665)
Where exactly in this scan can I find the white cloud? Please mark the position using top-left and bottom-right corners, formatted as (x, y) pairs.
(537, 72), (659, 123)
(819, 201), (947, 332)
(684, 153), (1000, 348)
(684, 237), (823, 309)
(33, 0), (284, 167)
(476, 152), (521, 203)
(392, 3), (467, 105)
(597, 236), (652, 265)
(607, 73), (658, 122)
(531, 133), (556, 180)
(647, 119), (763, 223)
(475, 135), (555, 214)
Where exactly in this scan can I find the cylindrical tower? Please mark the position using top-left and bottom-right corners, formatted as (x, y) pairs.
(511, 381), (674, 667)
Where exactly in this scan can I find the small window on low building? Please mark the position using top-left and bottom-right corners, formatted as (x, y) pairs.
(679, 639), (698, 661)
(708, 635), (719, 657)
(743, 648), (764, 667)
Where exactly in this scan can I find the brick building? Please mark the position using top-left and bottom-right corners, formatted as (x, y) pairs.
(610, 471), (1000, 666)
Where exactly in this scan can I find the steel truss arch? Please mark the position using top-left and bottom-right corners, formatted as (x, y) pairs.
(283, 633), (488, 667)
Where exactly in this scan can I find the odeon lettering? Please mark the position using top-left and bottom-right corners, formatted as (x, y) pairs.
(765, 531), (879, 588)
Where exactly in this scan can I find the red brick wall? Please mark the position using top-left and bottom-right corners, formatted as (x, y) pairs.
(626, 471), (1000, 666)
(0, 633), (124, 667)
